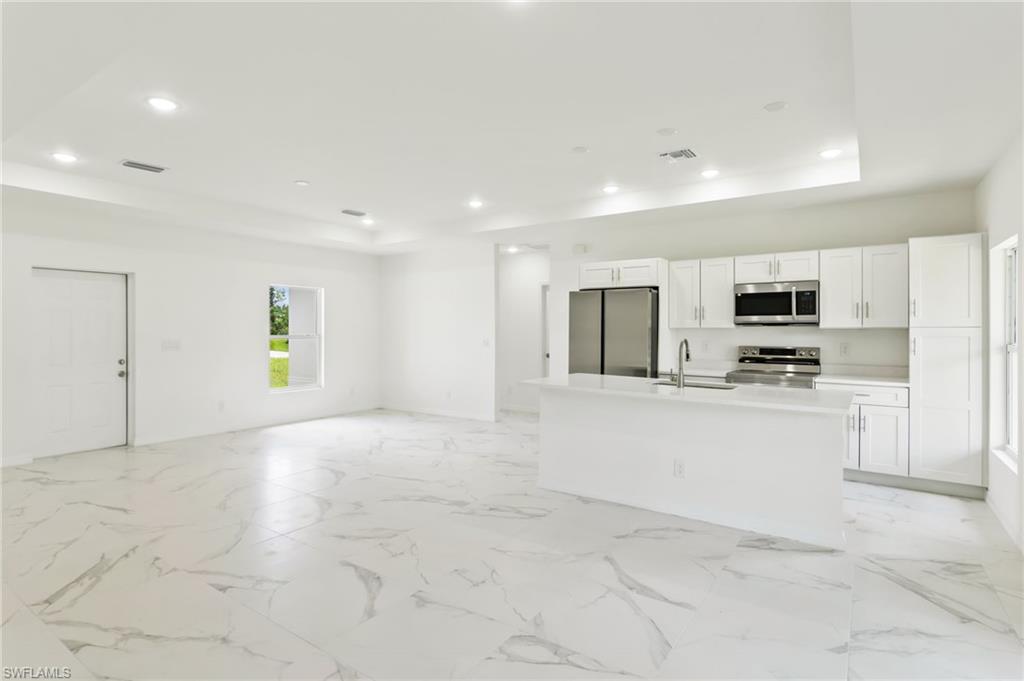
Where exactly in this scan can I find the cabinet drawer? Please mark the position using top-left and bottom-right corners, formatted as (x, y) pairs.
(816, 381), (909, 407)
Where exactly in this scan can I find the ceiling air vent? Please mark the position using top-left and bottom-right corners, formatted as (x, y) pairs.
(659, 148), (697, 162)
(121, 159), (166, 173)
(341, 209), (367, 217)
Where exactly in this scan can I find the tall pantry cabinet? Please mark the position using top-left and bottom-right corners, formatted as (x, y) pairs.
(908, 233), (984, 486)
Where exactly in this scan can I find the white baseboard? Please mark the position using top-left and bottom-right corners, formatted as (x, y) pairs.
(844, 469), (986, 499)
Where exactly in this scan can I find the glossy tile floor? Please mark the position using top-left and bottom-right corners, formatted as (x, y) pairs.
(3, 410), (1021, 680)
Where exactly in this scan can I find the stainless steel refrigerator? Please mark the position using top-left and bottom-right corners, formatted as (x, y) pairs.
(569, 288), (659, 377)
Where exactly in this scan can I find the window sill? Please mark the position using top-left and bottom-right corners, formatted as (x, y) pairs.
(269, 384), (323, 395)
(991, 447), (1020, 476)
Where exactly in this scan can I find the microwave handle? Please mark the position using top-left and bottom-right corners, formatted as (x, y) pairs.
(791, 286), (797, 320)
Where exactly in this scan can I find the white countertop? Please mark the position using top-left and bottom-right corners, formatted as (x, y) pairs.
(814, 374), (910, 388)
(526, 374), (854, 415)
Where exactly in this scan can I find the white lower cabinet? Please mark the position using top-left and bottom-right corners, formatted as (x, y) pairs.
(909, 327), (983, 485)
(818, 381), (910, 476)
(859, 405), (910, 476)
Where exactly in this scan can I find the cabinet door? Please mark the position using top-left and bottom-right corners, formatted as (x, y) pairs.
(909, 327), (983, 485)
(579, 262), (617, 289)
(774, 250), (819, 281)
(819, 248), (862, 328)
(618, 259), (661, 287)
(859, 405), (909, 476)
(699, 257), (735, 328)
(734, 254), (774, 283)
(844, 405), (860, 470)
(863, 244), (909, 328)
(909, 233), (983, 327)
(668, 260), (700, 328)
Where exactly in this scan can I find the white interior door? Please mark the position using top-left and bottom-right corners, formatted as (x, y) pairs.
(819, 247), (862, 328)
(699, 257), (736, 328)
(33, 269), (128, 457)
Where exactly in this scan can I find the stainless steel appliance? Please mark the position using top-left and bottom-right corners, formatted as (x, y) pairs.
(734, 280), (819, 325)
(725, 346), (821, 389)
(569, 288), (658, 377)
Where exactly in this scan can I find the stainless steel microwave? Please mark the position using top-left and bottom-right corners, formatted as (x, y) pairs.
(734, 280), (819, 325)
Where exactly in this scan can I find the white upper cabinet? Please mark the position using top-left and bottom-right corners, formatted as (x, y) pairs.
(775, 250), (819, 281)
(909, 327), (983, 485)
(819, 248), (863, 328)
(863, 244), (909, 328)
(734, 250), (819, 283)
(909, 233), (983, 327)
(579, 258), (663, 289)
(579, 262), (617, 288)
(820, 243), (908, 329)
(668, 257), (734, 329)
(734, 253), (775, 284)
(668, 260), (700, 328)
(699, 257), (735, 328)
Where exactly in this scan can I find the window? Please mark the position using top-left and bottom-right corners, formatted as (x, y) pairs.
(269, 285), (323, 390)
(1006, 246), (1019, 456)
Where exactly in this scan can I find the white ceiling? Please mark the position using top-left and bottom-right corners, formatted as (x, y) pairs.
(2, 2), (1020, 253)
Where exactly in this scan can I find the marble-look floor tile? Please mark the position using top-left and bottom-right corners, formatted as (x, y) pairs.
(5, 409), (1022, 680)
(849, 555), (1023, 679)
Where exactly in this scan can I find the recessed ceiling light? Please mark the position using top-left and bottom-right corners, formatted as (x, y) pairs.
(602, 184), (620, 195)
(656, 127), (678, 137)
(819, 148), (842, 160)
(701, 169), (720, 179)
(51, 152), (77, 163)
(507, 246), (520, 254)
(294, 180), (310, 187)
(763, 101), (788, 112)
(468, 198), (484, 209)
(571, 146), (589, 154)
(146, 97), (178, 113)
(361, 217), (375, 226)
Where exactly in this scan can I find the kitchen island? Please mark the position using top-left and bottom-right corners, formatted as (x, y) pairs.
(525, 374), (854, 548)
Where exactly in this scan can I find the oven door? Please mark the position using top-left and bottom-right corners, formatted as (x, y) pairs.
(734, 281), (818, 325)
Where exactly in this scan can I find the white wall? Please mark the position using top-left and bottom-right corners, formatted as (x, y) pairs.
(379, 241), (497, 421)
(976, 133), (1023, 549)
(2, 187), (381, 466)
(497, 249), (550, 412)
(546, 186), (977, 379)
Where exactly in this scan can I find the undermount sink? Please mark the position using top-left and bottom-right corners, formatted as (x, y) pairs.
(651, 380), (738, 390)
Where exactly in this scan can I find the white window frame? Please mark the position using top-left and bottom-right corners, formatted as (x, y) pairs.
(268, 284), (324, 392)
(1006, 245), (1019, 458)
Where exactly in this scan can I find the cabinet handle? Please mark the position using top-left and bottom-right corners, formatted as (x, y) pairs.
(860, 415), (867, 432)
(849, 413), (856, 430)
(768, 260), (773, 277)
(911, 298), (917, 317)
(865, 301), (870, 319)
(701, 305), (706, 320)
(776, 258), (781, 276)
(912, 337), (917, 355)
(855, 302), (860, 320)
(694, 306), (698, 321)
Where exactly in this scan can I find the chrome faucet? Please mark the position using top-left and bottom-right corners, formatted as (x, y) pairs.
(677, 339), (691, 388)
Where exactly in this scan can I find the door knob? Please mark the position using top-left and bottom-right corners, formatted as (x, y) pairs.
(118, 358), (126, 365)
(117, 370), (127, 378)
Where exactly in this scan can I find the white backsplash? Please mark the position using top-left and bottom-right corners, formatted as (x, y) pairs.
(666, 326), (909, 375)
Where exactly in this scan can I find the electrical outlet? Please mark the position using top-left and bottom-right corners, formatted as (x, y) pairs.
(840, 342), (850, 357)
(673, 459), (686, 479)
